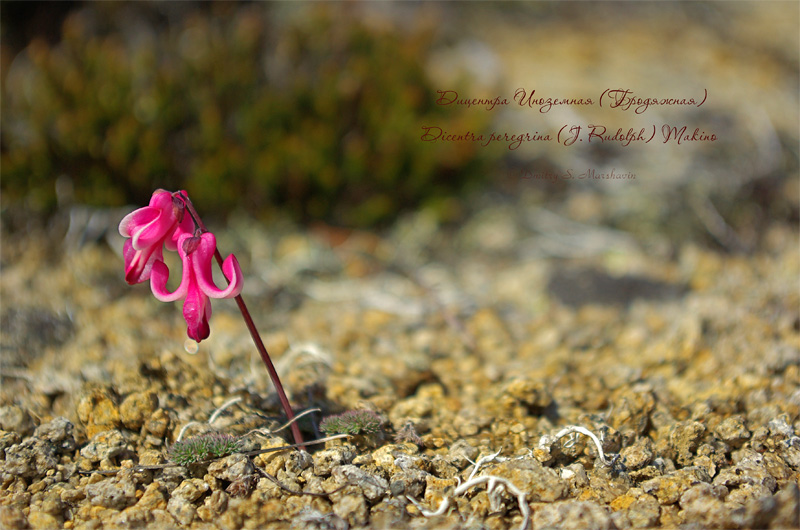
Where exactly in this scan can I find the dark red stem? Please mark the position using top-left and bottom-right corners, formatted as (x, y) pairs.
(178, 193), (303, 446)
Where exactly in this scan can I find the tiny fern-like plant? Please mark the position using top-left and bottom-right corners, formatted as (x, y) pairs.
(168, 433), (243, 465)
(319, 409), (383, 436)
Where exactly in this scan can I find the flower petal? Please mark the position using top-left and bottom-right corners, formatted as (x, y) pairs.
(120, 191), (185, 251)
(192, 233), (244, 299)
(149, 235), (191, 302)
(183, 281), (211, 342)
(123, 238), (163, 285)
(166, 214), (195, 251)
(118, 206), (157, 239)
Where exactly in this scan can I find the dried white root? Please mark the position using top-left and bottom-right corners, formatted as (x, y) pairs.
(408, 474), (531, 530)
(539, 425), (617, 466)
(407, 424), (622, 530)
(465, 449), (504, 481)
(177, 396), (320, 443)
(243, 407), (321, 439)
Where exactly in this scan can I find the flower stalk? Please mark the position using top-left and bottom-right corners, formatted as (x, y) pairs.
(120, 190), (303, 446)
(178, 192), (303, 446)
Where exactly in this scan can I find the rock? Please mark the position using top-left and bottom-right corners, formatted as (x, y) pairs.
(761, 451), (793, 482)
(332, 493), (369, 527)
(84, 469), (137, 509)
(313, 445), (356, 476)
(167, 478), (210, 525)
(429, 455), (459, 479)
(500, 377), (553, 411)
(389, 467), (428, 498)
(389, 384), (442, 425)
(696, 438), (729, 474)
(143, 408), (170, 438)
(692, 455), (717, 478)
(197, 490), (229, 522)
(0, 405), (34, 437)
(80, 429), (128, 463)
(467, 308), (515, 365)
(332, 465), (389, 502)
(769, 483), (800, 529)
(37, 487), (66, 516)
(157, 465), (190, 491)
(679, 482), (728, 527)
(0, 430), (21, 454)
(561, 463), (589, 490)
(607, 389), (656, 436)
(371, 443), (425, 475)
(726, 483), (775, 506)
(713, 449), (777, 492)
(208, 453), (254, 483)
(488, 457), (568, 503)
(286, 450), (313, 475)
(0, 506), (27, 530)
(33, 417), (76, 454)
(135, 482), (167, 510)
(77, 388), (121, 438)
(26, 509), (62, 530)
(726, 484), (778, 528)
(447, 439), (479, 469)
(767, 416), (794, 439)
(714, 416), (751, 448)
(453, 405), (493, 437)
(290, 507), (348, 530)
(172, 477), (212, 502)
(641, 467), (711, 505)
(668, 421), (706, 466)
(3, 438), (58, 480)
(369, 498), (410, 528)
(108, 505), (154, 528)
(119, 391), (158, 430)
(627, 492), (660, 528)
(533, 500), (615, 530)
(781, 438), (800, 470)
(620, 436), (653, 471)
(226, 474), (258, 498)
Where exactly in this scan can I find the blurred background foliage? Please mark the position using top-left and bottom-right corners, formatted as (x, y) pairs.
(1, 3), (494, 227)
(2, 2), (797, 252)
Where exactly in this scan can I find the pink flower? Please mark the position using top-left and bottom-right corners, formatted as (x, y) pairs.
(150, 231), (243, 342)
(118, 190), (193, 284)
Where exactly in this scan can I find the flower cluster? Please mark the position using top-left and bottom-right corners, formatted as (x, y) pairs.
(119, 190), (243, 342)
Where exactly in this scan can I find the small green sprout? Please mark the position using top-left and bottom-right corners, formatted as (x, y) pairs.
(168, 433), (243, 465)
(319, 409), (383, 436)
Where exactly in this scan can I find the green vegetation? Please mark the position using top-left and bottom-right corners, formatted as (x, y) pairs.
(167, 433), (243, 466)
(2, 5), (492, 227)
(319, 409), (384, 436)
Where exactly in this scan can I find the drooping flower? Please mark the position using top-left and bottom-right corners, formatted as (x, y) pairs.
(118, 190), (193, 284)
(120, 189), (301, 446)
(150, 231), (243, 342)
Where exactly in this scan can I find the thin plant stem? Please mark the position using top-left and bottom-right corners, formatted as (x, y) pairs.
(178, 192), (303, 446)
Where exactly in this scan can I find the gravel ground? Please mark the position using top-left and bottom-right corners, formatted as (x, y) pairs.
(1, 192), (798, 529)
